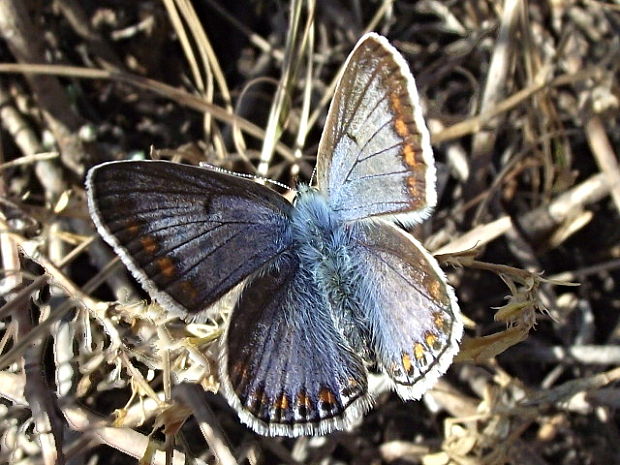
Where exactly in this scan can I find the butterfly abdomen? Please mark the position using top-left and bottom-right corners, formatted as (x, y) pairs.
(291, 188), (369, 352)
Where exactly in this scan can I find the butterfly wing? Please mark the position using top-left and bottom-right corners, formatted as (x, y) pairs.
(350, 221), (462, 399)
(316, 33), (436, 225)
(86, 160), (292, 320)
(220, 254), (370, 437)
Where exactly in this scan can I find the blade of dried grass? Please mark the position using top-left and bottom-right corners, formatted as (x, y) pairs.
(433, 66), (601, 144)
(0, 62), (296, 161)
(0, 235), (94, 321)
(509, 344), (620, 365)
(465, 0), (522, 199)
(55, 0), (123, 71)
(0, 83), (66, 198)
(256, 0), (310, 177)
(173, 384), (237, 465)
(585, 115), (620, 215)
(518, 0), (566, 203)
(202, 0), (284, 62)
(0, 239), (119, 370)
(434, 172), (611, 255)
(524, 366), (620, 407)
(1, 213), (64, 465)
(173, 0), (234, 108)
(161, 0), (205, 93)
(62, 403), (202, 465)
(0, 152), (59, 171)
(546, 210), (594, 249)
(548, 257), (620, 282)
(305, 0), (394, 135)
(0, 0), (101, 176)
(291, 13), (315, 180)
(167, 0), (238, 160)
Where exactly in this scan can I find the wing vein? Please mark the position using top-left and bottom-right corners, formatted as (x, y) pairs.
(335, 60), (384, 147)
(128, 222), (232, 263)
(340, 118), (395, 185)
(120, 218), (249, 239)
(333, 201), (409, 213)
(358, 141), (402, 162)
(204, 249), (285, 310)
(163, 228), (250, 281)
(362, 247), (438, 305)
(351, 169), (410, 182)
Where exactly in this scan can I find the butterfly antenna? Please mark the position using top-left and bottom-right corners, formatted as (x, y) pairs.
(308, 165), (318, 187)
(200, 163), (294, 192)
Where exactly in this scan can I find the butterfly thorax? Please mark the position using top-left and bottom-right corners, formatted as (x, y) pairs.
(290, 186), (369, 356)
(291, 185), (343, 250)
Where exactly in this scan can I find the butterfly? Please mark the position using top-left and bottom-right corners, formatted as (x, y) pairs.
(86, 32), (462, 437)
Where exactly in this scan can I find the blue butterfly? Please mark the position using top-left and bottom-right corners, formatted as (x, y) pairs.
(86, 33), (462, 437)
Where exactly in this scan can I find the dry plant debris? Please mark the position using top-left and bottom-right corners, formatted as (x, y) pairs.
(0, 1), (619, 464)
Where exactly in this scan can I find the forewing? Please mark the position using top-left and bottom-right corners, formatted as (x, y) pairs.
(220, 254), (370, 437)
(316, 33), (436, 224)
(351, 221), (462, 399)
(86, 160), (292, 320)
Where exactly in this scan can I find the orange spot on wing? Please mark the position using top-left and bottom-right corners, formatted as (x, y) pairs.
(296, 391), (313, 418)
(319, 387), (337, 407)
(140, 235), (158, 254)
(406, 174), (419, 197)
(407, 176), (428, 210)
(342, 377), (361, 397)
(402, 352), (413, 374)
(425, 278), (443, 302)
(390, 93), (401, 109)
(231, 361), (248, 379)
(390, 94), (418, 165)
(425, 332), (438, 349)
(156, 257), (176, 278)
(390, 95), (410, 134)
(394, 118), (409, 137)
(126, 222), (140, 237)
(179, 280), (198, 301)
(275, 394), (289, 410)
(390, 92), (432, 210)
(434, 312), (446, 330)
(231, 361), (251, 393)
(414, 343), (425, 360)
(247, 386), (270, 418)
(297, 392), (312, 408)
(402, 143), (416, 166)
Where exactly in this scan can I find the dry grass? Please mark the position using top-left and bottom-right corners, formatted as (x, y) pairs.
(0, 1), (619, 464)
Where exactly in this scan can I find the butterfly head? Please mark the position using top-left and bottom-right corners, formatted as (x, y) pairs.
(292, 183), (319, 202)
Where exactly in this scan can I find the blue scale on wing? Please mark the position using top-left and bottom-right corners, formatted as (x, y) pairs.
(223, 254), (369, 436)
(88, 161), (293, 317)
(350, 221), (460, 400)
(316, 36), (433, 222)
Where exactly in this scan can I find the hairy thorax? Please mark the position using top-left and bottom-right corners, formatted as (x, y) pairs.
(291, 186), (344, 253)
